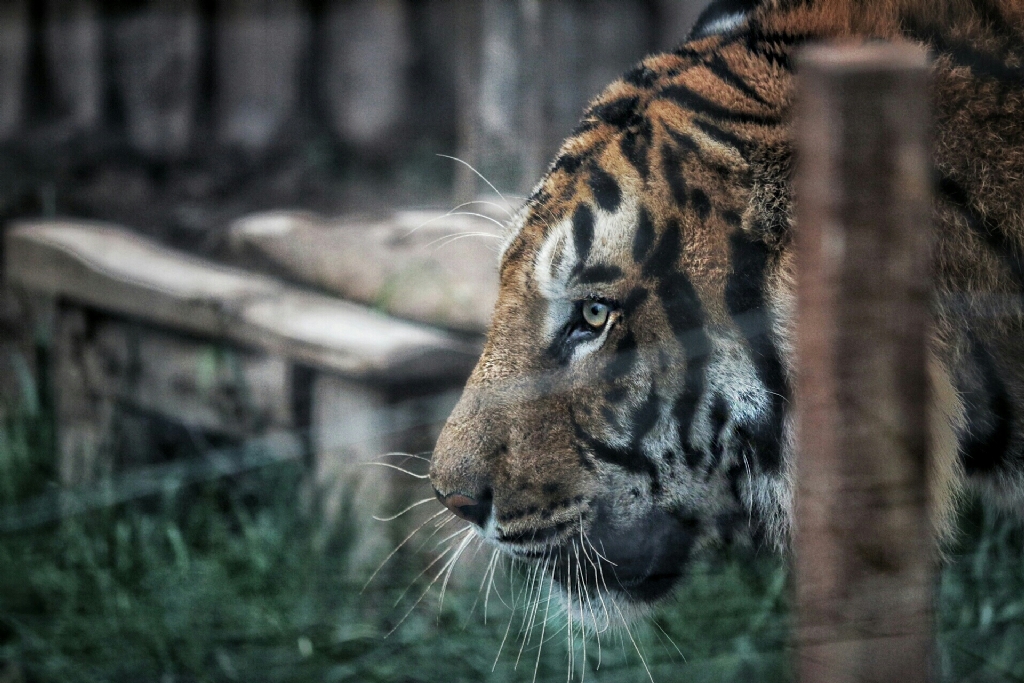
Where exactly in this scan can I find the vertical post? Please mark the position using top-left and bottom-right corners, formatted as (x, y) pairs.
(111, 0), (202, 158)
(453, 0), (482, 204)
(794, 43), (933, 683)
(43, 0), (103, 137)
(214, 0), (309, 153)
(321, 0), (411, 160)
(0, 0), (29, 141)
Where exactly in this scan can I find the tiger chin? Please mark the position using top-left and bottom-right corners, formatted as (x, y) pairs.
(430, 0), (1024, 615)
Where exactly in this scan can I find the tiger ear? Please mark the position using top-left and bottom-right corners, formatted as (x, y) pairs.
(688, 0), (763, 39)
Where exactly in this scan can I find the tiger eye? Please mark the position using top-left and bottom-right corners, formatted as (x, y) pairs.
(582, 300), (610, 329)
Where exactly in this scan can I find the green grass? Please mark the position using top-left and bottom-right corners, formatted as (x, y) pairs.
(0, 387), (1022, 682)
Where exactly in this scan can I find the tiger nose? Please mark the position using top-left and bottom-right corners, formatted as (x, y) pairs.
(434, 488), (492, 527)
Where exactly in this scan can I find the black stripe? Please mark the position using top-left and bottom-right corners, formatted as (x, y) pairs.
(630, 389), (663, 453)
(572, 204), (595, 264)
(742, 29), (810, 72)
(620, 121), (652, 179)
(674, 362), (708, 470)
(660, 270), (712, 470)
(589, 163), (622, 212)
(693, 118), (749, 157)
(658, 83), (782, 126)
(553, 153), (583, 174)
(661, 271), (710, 359)
(571, 119), (599, 136)
(959, 332), (1014, 474)
(604, 329), (639, 382)
(724, 229), (788, 473)
(574, 420), (659, 479)
(691, 188), (712, 221)
(632, 207), (656, 263)
(622, 285), (650, 317)
(642, 218), (682, 279)
(967, 0), (1024, 44)
(576, 263), (624, 285)
(902, 17), (1024, 83)
(661, 142), (690, 209)
(938, 175), (1024, 288)
(664, 127), (701, 156)
(703, 52), (771, 106)
(721, 210), (742, 227)
(590, 96), (643, 129)
(706, 395), (730, 475)
(624, 65), (659, 88)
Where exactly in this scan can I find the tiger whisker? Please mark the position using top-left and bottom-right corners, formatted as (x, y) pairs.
(651, 617), (686, 662)
(514, 559), (541, 667)
(436, 154), (513, 209)
(387, 535), (471, 637)
(533, 560), (558, 683)
(483, 548), (503, 621)
(376, 451), (433, 463)
(362, 507), (449, 593)
(494, 578), (520, 672)
(493, 557), (529, 672)
(390, 539), (460, 611)
(428, 231), (504, 255)
(447, 198), (516, 219)
(435, 524), (474, 549)
(467, 547), (499, 626)
(362, 462), (429, 479)
(431, 211), (507, 232)
(577, 524), (607, 639)
(573, 541), (592, 679)
(372, 496), (436, 522)
(611, 599), (655, 683)
(565, 552), (575, 683)
(437, 528), (476, 614)
(516, 555), (548, 669)
(583, 534), (613, 637)
(406, 514), (458, 558)
(404, 201), (511, 240)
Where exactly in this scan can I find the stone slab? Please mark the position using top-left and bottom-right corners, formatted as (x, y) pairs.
(7, 220), (480, 382)
(228, 209), (504, 334)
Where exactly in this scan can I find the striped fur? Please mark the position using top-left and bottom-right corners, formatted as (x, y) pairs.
(430, 0), (1024, 606)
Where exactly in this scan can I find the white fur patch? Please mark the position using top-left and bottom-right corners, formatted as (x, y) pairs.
(533, 198), (641, 352)
(693, 11), (748, 38)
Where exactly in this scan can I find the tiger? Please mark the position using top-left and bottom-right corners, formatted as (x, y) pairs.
(428, 0), (1024, 612)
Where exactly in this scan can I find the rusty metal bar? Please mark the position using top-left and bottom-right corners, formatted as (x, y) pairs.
(794, 42), (934, 683)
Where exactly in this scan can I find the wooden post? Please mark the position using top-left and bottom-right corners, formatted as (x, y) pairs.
(111, 0), (202, 158)
(43, 0), (102, 136)
(214, 0), (309, 152)
(321, 0), (411, 160)
(794, 43), (934, 683)
(0, 0), (29, 141)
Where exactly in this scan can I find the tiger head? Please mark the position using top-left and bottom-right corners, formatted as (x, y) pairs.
(429, 15), (798, 608)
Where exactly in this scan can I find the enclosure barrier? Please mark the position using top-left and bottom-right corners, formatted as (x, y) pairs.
(794, 43), (934, 681)
(0, 1), (707, 195)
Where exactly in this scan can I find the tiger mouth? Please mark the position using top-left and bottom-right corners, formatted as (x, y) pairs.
(495, 535), (685, 604)
(492, 508), (696, 603)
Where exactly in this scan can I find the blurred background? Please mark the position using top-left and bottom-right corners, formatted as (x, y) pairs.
(0, 2), (1022, 682)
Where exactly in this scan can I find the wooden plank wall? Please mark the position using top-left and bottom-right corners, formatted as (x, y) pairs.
(0, 0), (710, 194)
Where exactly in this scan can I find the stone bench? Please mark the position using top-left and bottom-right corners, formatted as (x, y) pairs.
(6, 220), (482, 571)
